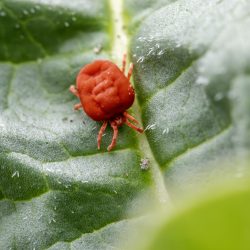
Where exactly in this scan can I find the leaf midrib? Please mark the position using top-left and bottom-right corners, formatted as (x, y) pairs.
(108, 0), (172, 207)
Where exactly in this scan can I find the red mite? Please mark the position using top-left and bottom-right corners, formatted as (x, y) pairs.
(69, 54), (143, 151)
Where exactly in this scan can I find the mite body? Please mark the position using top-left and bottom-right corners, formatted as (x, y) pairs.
(70, 54), (143, 151)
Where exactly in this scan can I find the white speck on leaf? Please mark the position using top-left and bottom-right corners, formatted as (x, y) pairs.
(49, 218), (56, 224)
(196, 76), (209, 85)
(138, 36), (144, 41)
(162, 127), (169, 134)
(214, 92), (224, 101)
(37, 58), (42, 63)
(175, 42), (181, 48)
(93, 44), (103, 54)
(144, 123), (156, 131)
(137, 56), (144, 63)
(0, 11), (6, 17)
(11, 171), (19, 178)
(157, 50), (165, 56)
(23, 10), (29, 15)
(147, 47), (154, 56)
(140, 158), (150, 170)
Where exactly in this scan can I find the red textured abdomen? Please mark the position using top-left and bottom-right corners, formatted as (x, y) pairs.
(76, 60), (135, 121)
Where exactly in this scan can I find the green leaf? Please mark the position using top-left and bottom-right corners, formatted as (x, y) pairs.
(1, 0), (250, 249)
(130, 0), (250, 199)
(0, 0), (153, 249)
(124, 0), (175, 30)
(135, 178), (250, 250)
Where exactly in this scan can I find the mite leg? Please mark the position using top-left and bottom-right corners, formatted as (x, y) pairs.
(122, 53), (127, 73)
(123, 111), (139, 124)
(108, 122), (119, 151)
(97, 121), (108, 150)
(127, 63), (134, 81)
(125, 120), (143, 133)
(69, 85), (79, 97)
(74, 103), (82, 110)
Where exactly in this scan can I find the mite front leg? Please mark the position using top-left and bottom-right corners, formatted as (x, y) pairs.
(108, 122), (119, 151)
(127, 63), (134, 81)
(69, 85), (79, 97)
(74, 103), (82, 110)
(97, 121), (108, 150)
(124, 111), (139, 124)
(125, 120), (143, 133)
(122, 53), (127, 73)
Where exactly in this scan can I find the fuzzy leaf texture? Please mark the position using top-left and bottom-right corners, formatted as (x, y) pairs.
(0, 0), (250, 249)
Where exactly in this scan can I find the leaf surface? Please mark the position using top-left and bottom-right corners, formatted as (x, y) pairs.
(0, 0), (152, 249)
(0, 0), (250, 249)
(130, 0), (250, 198)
